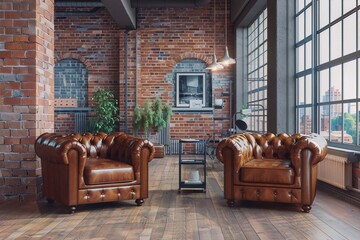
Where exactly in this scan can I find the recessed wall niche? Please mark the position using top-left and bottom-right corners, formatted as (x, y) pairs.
(172, 59), (212, 108)
(54, 59), (88, 108)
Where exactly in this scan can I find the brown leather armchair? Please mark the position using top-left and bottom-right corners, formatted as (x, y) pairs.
(35, 132), (155, 213)
(216, 132), (328, 212)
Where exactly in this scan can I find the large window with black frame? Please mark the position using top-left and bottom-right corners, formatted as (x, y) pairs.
(296, 0), (360, 148)
(246, 8), (268, 133)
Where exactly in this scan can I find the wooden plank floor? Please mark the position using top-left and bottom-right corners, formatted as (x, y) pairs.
(0, 155), (360, 240)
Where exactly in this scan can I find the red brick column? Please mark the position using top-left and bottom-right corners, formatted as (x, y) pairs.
(0, 0), (54, 201)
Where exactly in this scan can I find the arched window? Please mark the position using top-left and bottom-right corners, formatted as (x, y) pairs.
(54, 59), (88, 107)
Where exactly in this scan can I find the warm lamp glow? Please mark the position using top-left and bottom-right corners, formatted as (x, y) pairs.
(206, 54), (224, 71)
(219, 46), (236, 66)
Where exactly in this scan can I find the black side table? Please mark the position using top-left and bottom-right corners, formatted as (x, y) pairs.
(178, 139), (206, 192)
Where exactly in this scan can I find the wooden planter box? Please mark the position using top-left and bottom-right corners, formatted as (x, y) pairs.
(154, 144), (165, 158)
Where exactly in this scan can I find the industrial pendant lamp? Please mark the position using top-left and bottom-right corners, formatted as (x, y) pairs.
(218, 0), (236, 66)
(206, 0), (224, 71)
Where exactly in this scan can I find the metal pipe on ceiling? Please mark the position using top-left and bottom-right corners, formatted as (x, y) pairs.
(130, 0), (211, 8)
(55, 1), (104, 7)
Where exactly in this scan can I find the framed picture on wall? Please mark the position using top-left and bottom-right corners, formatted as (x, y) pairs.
(176, 73), (206, 107)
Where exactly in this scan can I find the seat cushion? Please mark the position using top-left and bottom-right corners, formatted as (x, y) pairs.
(84, 158), (134, 185)
(240, 159), (294, 185)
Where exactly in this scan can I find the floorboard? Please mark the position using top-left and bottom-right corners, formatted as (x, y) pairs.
(0, 155), (359, 240)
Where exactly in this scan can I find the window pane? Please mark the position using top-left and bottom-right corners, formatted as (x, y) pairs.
(297, 12), (305, 41)
(297, 45), (305, 72)
(343, 13), (357, 56)
(318, 0), (329, 29)
(305, 108), (312, 134)
(358, 60), (360, 98)
(299, 107), (312, 134)
(298, 77), (305, 104)
(343, 0), (356, 14)
(305, 75), (312, 104)
(318, 29), (329, 64)
(358, 10), (360, 51)
(319, 69), (329, 102)
(330, 22), (342, 60)
(343, 60), (357, 100)
(319, 105), (330, 140)
(330, 65), (342, 101)
(305, 40), (312, 69)
(330, 0), (342, 22)
(305, 7), (312, 38)
(343, 102), (357, 144)
(298, 107), (305, 133)
(296, 0), (305, 13)
(330, 103), (343, 142)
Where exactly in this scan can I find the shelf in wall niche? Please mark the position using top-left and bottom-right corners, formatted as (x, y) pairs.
(55, 107), (92, 112)
(172, 107), (214, 113)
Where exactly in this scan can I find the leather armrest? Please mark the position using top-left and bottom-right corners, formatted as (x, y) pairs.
(35, 133), (87, 165)
(290, 133), (328, 171)
(216, 133), (254, 173)
(111, 135), (155, 173)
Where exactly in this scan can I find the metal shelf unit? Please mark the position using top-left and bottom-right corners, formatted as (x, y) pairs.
(178, 139), (206, 192)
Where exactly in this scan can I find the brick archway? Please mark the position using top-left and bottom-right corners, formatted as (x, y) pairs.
(55, 53), (92, 69)
(168, 52), (211, 69)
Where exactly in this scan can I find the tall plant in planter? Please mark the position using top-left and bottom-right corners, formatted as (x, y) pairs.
(92, 88), (119, 134)
(132, 97), (172, 138)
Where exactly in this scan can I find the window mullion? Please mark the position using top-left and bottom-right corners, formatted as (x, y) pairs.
(312, 0), (317, 133)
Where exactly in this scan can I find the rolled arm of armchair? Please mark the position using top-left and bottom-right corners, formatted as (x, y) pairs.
(216, 134), (253, 173)
(290, 133), (328, 170)
(35, 133), (87, 165)
(111, 134), (155, 173)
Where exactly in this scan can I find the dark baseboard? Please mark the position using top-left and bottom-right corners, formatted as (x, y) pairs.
(317, 181), (360, 207)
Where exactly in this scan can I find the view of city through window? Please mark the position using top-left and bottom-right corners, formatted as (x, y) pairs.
(296, 0), (359, 147)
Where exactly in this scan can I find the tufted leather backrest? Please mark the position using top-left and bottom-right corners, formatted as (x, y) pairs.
(66, 132), (124, 158)
(251, 132), (303, 160)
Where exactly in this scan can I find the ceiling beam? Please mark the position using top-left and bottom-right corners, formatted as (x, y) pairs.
(101, 0), (136, 29)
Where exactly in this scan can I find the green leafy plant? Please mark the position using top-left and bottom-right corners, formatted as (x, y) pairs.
(86, 117), (97, 133)
(92, 88), (119, 134)
(142, 100), (154, 137)
(133, 105), (142, 135)
(132, 98), (172, 138)
(153, 97), (166, 130)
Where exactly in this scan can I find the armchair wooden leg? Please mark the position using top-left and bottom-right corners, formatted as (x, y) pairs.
(135, 199), (144, 206)
(302, 205), (311, 213)
(227, 200), (235, 207)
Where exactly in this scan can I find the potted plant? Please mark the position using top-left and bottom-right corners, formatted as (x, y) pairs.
(133, 97), (172, 139)
(91, 88), (119, 134)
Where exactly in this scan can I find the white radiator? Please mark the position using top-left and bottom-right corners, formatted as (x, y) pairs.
(317, 149), (352, 190)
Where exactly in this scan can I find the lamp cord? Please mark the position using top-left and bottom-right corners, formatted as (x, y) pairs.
(225, 0), (227, 45)
(213, 0), (216, 55)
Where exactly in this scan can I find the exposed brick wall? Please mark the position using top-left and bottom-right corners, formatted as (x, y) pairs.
(53, 7), (121, 134)
(0, 0), (54, 201)
(54, 7), (120, 108)
(121, 0), (235, 140)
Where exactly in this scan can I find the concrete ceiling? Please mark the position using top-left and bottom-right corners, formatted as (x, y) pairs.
(55, 0), (212, 29)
